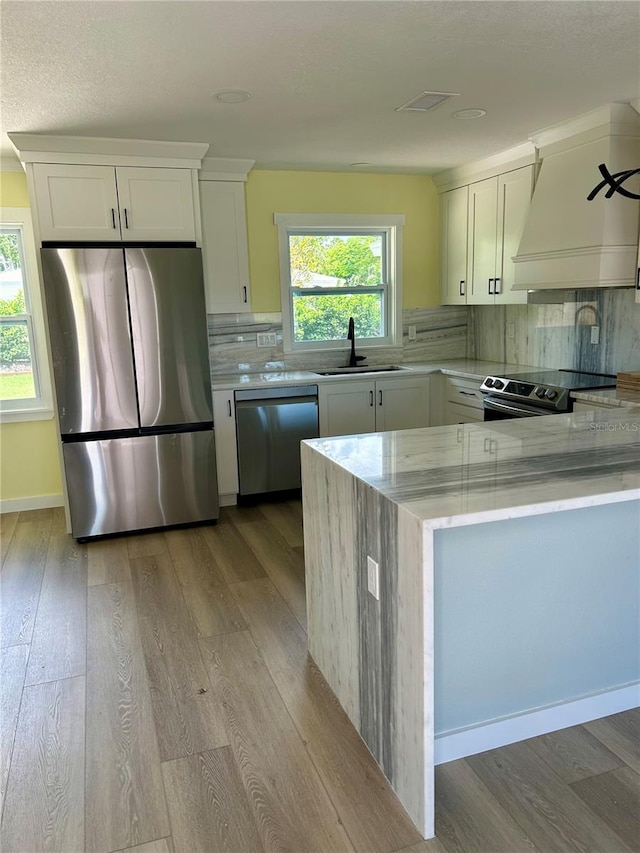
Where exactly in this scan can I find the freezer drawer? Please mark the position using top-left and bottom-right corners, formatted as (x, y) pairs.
(235, 387), (319, 496)
(63, 431), (219, 539)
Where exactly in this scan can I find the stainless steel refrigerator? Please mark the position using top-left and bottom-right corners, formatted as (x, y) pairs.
(41, 246), (219, 540)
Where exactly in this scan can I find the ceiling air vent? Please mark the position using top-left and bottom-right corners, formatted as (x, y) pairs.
(395, 91), (459, 112)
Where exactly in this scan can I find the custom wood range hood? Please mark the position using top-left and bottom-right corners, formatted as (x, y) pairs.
(512, 103), (640, 292)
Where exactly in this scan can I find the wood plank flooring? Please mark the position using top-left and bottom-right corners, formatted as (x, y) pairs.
(1, 502), (638, 852)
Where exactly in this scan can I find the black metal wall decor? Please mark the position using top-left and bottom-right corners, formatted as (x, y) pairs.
(587, 163), (640, 200)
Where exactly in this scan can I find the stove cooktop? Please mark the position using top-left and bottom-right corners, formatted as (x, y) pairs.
(480, 369), (617, 412)
(506, 369), (616, 391)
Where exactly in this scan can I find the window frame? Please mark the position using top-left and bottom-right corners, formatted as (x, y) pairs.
(275, 213), (404, 354)
(0, 208), (53, 422)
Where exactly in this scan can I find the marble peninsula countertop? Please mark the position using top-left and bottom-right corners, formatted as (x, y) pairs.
(571, 387), (640, 407)
(210, 358), (541, 390)
(303, 407), (640, 529)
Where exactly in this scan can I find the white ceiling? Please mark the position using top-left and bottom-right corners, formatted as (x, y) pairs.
(2, 1), (640, 174)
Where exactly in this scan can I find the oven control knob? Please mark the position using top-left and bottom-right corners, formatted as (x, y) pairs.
(535, 387), (546, 398)
(493, 380), (504, 390)
(484, 378), (494, 388)
(545, 388), (557, 400)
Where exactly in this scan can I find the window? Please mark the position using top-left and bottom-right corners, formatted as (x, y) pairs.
(0, 208), (52, 420)
(276, 213), (404, 352)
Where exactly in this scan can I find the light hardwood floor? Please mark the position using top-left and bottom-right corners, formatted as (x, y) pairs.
(1, 504), (638, 853)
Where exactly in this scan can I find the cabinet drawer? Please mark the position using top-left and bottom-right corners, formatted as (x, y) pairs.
(445, 377), (484, 410)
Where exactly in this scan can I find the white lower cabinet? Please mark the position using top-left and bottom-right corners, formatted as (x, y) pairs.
(212, 390), (239, 502)
(319, 376), (430, 437)
(444, 376), (485, 424)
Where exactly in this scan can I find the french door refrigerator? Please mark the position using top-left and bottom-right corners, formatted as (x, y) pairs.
(41, 246), (219, 540)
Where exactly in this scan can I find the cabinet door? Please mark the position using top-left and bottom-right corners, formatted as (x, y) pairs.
(468, 177), (498, 305)
(115, 167), (196, 242)
(212, 390), (239, 499)
(375, 376), (430, 431)
(636, 230), (640, 304)
(496, 167), (533, 305)
(199, 181), (251, 313)
(318, 381), (376, 437)
(33, 163), (120, 242)
(441, 186), (469, 305)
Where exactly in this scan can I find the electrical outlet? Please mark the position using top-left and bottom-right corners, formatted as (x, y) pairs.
(257, 332), (277, 348)
(507, 322), (516, 340)
(590, 325), (600, 345)
(408, 325), (417, 341)
(367, 556), (380, 600)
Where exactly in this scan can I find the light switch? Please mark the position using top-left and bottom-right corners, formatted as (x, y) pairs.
(408, 325), (417, 341)
(590, 326), (600, 345)
(367, 556), (380, 600)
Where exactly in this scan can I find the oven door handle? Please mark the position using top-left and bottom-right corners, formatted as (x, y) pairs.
(483, 397), (550, 417)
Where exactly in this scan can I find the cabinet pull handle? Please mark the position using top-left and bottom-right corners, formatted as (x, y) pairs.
(124, 208), (129, 229)
(460, 390), (476, 397)
(243, 286), (248, 303)
(488, 278), (495, 295)
(494, 277), (501, 294)
(227, 400), (232, 417)
(378, 390), (383, 406)
(459, 280), (465, 297)
(369, 390), (374, 407)
(637, 267), (640, 290)
(111, 208), (117, 229)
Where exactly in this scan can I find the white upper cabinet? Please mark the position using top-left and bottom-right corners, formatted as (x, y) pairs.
(33, 163), (196, 242)
(199, 180), (251, 313)
(468, 167), (533, 305)
(441, 186), (469, 305)
(33, 164), (121, 241)
(114, 167), (195, 241)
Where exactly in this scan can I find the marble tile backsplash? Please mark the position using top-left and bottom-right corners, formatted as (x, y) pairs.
(470, 289), (640, 374)
(207, 306), (469, 374)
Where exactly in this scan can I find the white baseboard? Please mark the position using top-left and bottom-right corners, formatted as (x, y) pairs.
(435, 683), (640, 765)
(0, 493), (64, 514)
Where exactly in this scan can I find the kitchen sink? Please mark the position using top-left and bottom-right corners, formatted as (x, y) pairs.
(312, 365), (409, 376)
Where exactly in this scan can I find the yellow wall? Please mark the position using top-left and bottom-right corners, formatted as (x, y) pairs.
(245, 170), (440, 312)
(0, 170), (63, 506)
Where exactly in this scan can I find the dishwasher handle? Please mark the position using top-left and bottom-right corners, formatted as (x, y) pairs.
(235, 384), (318, 402)
(235, 394), (318, 409)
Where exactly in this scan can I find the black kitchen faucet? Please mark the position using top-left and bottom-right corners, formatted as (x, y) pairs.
(346, 317), (367, 367)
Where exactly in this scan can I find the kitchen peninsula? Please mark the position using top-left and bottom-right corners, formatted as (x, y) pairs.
(301, 408), (640, 839)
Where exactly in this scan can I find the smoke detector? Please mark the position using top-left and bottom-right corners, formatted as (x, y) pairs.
(395, 91), (460, 112)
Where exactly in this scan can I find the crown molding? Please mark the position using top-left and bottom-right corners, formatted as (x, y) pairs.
(199, 157), (255, 181)
(432, 142), (536, 193)
(8, 133), (210, 168)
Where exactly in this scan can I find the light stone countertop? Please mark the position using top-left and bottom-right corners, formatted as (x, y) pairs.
(210, 358), (542, 391)
(302, 407), (640, 528)
(571, 387), (640, 407)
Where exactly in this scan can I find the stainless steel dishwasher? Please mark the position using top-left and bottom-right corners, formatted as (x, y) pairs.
(235, 385), (319, 496)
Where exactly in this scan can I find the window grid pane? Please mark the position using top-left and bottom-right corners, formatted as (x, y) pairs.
(0, 226), (39, 405)
(288, 232), (387, 290)
(292, 291), (385, 343)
